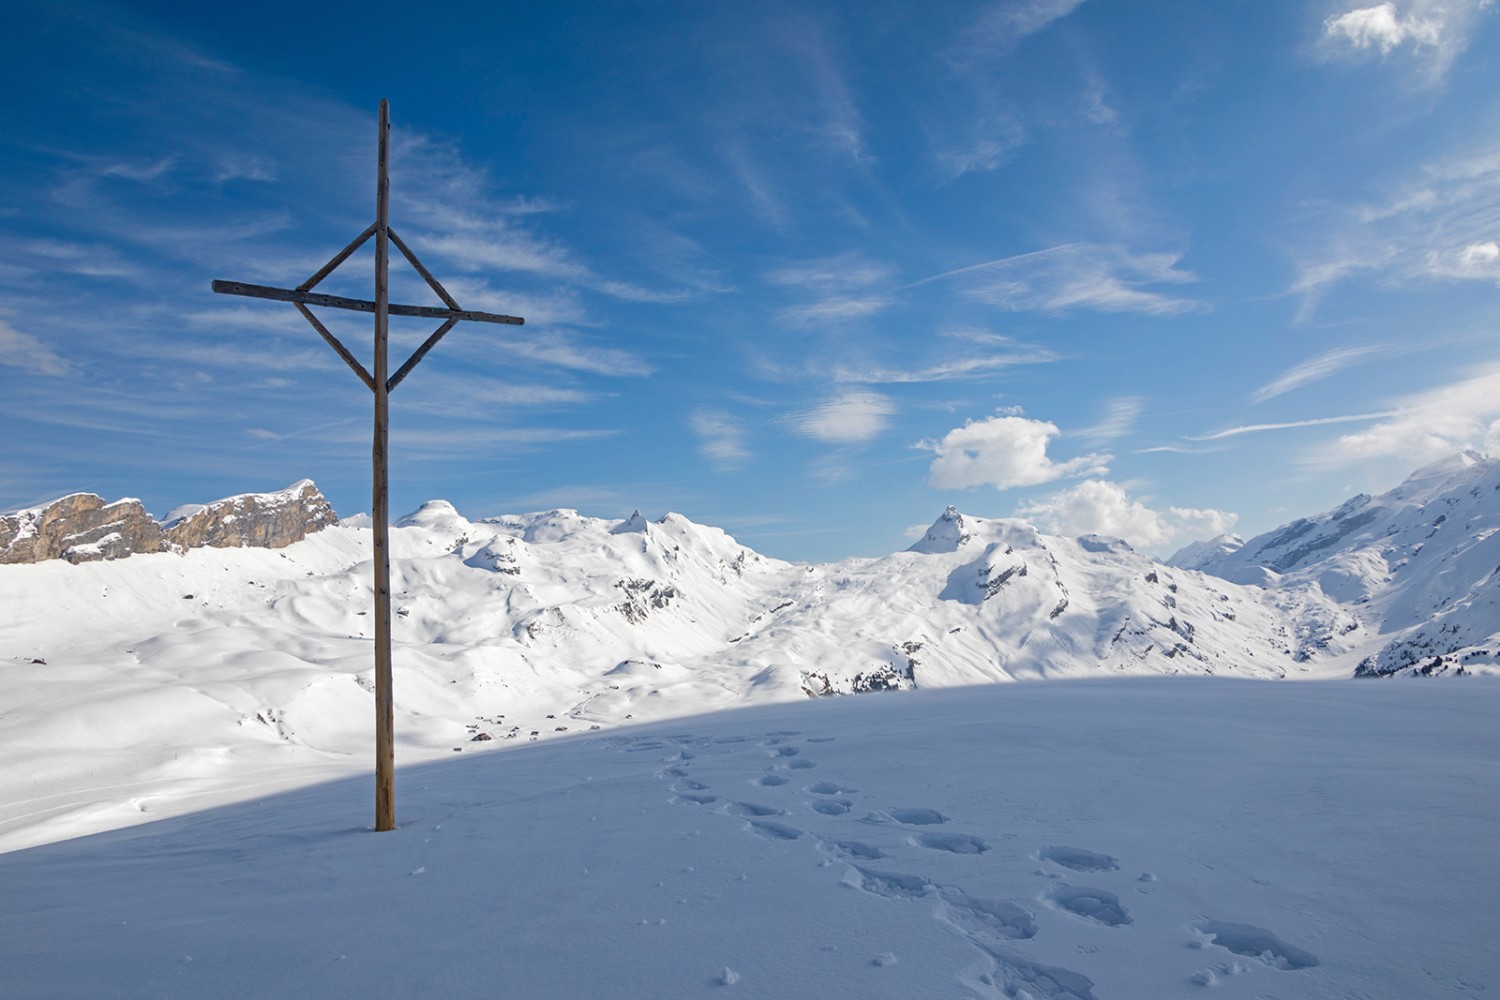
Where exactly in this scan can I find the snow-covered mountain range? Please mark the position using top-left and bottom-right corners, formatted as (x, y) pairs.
(3, 453), (1498, 851)
(1170, 450), (1500, 678)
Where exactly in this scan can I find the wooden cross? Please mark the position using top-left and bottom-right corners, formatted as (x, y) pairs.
(212, 100), (523, 832)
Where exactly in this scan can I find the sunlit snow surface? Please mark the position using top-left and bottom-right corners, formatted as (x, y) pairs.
(2, 681), (1497, 999)
(3, 497), (1498, 997)
(0, 506), (1346, 852)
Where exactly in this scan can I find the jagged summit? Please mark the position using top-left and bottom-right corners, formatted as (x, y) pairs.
(908, 505), (972, 553)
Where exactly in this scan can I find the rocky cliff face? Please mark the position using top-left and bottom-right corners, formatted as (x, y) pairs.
(0, 495), (166, 564)
(162, 481), (338, 551)
(0, 481), (337, 565)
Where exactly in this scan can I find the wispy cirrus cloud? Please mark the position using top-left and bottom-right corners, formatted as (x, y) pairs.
(1251, 345), (1389, 403)
(691, 409), (752, 468)
(0, 319), (76, 377)
(1189, 411), (1398, 441)
(502, 331), (654, 378)
(952, 0), (1088, 64)
(912, 243), (1203, 316)
(831, 349), (1057, 384)
(767, 253), (897, 327)
(934, 114), (1029, 179)
(1074, 397), (1144, 446)
(1302, 361), (1500, 466)
(1289, 141), (1500, 314)
(790, 391), (894, 444)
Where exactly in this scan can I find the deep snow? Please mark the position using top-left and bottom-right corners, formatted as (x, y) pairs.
(2, 680), (1496, 999)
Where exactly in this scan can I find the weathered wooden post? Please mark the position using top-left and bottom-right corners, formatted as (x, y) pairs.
(212, 100), (524, 831)
(371, 100), (394, 830)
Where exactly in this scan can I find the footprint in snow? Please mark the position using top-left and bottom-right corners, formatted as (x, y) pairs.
(912, 832), (989, 855)
(807, 781), (856, 796)
(746, 819), (803, 841)
(843, 866), (934, 900)
(1194, 921), (1319, 970)
(938, 889), (1037, 942)
(887, 807), (947, 826)
(1039, 846), (1119, 873)
(810, 799), (852, 816)
(769, 745), (800, 758)
(786, 759), (817, 770)
(755, 773), (788, 787)
(726, 802), (784, 818)
(1047, 885), (1131, 927)
(819, 838), (886, 861)
(672, 791), (718, 806)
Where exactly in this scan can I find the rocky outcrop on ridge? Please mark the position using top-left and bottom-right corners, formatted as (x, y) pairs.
(0, 481), (337, 565)
(0, 495), (166, 565)
(162, 481), (338, 551)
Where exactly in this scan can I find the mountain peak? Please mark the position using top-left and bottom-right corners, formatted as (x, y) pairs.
(611, 510), (649, 535)
(1396, 449), (1487, 489)
(908, 506), (972, 553)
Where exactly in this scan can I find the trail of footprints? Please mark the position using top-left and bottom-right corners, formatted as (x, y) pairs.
(616, 730), (1318, 996)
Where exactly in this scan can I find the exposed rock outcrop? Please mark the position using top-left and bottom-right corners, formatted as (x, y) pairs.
(0, 495), (166, 564)
(0, 481), (337, 565)
(163, 481), (338, 551)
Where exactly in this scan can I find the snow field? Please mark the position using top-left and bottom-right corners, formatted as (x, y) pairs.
(2, 679), (1496, 999)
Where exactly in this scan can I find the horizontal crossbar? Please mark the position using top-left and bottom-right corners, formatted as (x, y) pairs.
(211, 280), (524, 326)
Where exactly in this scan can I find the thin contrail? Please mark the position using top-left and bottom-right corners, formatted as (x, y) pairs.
(902, 243), (1081, 290)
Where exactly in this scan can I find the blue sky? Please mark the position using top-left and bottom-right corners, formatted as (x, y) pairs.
(3, 0), (1498, 561)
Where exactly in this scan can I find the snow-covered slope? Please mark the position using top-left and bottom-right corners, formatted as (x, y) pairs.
(1170, 451), (1500, 677)
(6, 452), (1499, 852)
(0, 500), (1338, 851)
(4, 680), (1497, 1000)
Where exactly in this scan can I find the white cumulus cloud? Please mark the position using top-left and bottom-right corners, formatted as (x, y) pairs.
(1322, 0), (1494, 84)
(1325, 3), (1441, 53)
(923, 414), (1108, 490)
(1016, 479), (1238, 553)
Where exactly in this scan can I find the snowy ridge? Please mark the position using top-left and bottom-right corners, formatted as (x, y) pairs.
(1171, 451), (1500, 676)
